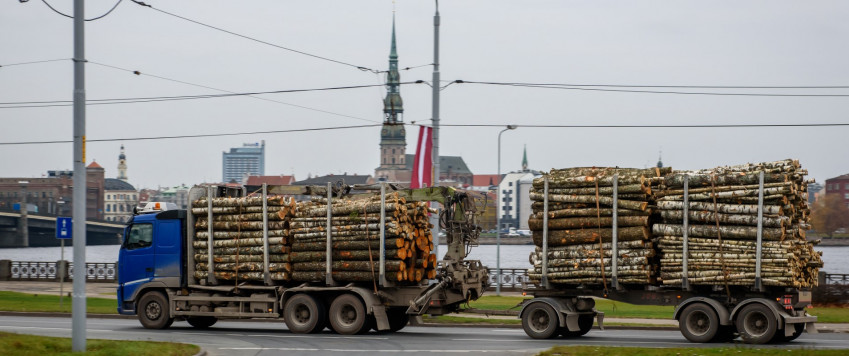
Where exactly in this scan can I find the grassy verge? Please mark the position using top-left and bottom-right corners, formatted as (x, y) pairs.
(0, 291), (117, 314)
(469, 295), (849, 322)
(538, 346), (846, 356)
(0, 331), (198, 356)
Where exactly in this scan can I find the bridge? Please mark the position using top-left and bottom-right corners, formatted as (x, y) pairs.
(0, 211), (125, 247)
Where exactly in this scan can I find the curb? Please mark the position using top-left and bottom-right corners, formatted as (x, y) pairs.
(0, 311), (134, 319)
(192, 348), (207, 356)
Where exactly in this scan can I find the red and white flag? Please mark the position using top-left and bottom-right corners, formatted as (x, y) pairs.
(411, 126), (433, 188)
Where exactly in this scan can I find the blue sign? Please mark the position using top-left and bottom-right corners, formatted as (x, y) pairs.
(56, 217), (72, 239)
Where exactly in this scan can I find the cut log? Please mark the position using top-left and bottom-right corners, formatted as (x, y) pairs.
(651, 224), (784, 240)
(532, 226), (650, 246)
(528, 193), (648, 211)
(528, 216), (649, 230)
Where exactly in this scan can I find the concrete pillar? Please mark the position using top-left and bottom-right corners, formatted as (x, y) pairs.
(0, 260), (10, 280)
(57, 260), (69, 282)
(18, 182), (29, 247)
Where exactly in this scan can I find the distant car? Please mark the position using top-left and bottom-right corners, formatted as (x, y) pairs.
(835, 228), (847, 234)
(516, 229), (531, 237)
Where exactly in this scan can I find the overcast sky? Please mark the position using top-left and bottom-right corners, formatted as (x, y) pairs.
(2, 1), (848, 189)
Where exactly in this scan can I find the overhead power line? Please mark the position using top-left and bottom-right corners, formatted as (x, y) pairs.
(0, 58), (69, 68)
(88, 61), (379, 123)
(458, 80), (849, 97)
(38, 0), (124, 21)
(0, 82), (418, 109)
(438, 123), (849, 128)
(129, 0), (382, 74)
(0, 124), (381, 146)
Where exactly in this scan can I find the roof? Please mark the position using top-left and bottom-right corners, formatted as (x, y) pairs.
(827, 174), (849, 181)
(293, 174), (373, 186)
(245, 175), (296, 186)
(472, 174), (501, 187)
(104, 178), (136, 191)
(86, 161), (103, 169)
(404, 155), (472, 175)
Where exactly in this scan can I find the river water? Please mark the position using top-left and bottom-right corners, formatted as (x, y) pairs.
(1, 244), (847, 274)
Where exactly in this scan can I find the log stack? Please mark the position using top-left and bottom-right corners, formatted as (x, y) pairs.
(527, 167), (669, 286)
(288, 192), (437, 284)
(190, 195), (296, 282)
(653, 159), (823, 288)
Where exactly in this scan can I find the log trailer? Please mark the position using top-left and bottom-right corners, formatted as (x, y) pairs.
(519, 173), (818, 344)
(117, 184), (489, 334)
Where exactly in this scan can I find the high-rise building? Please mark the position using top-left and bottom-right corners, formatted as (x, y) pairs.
(222, 141), (265, 183)
(374, 15), (409, 183)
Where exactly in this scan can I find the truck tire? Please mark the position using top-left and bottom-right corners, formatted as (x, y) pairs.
(329, 294), (371, 335)
(375, 308), (410, 333)
(736, 303), (777, 344)
(561, 314), (593, 337)
(284, 294), (326, 334)
(138, 291), (174, 329)
(679, 303), (720, 343)
(772, 323), (805, 343)
(187, 316), (218, 329)
(522, 302), (559, 339)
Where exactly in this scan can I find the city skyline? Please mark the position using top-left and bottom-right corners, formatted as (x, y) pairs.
(2, 1), (848, 189)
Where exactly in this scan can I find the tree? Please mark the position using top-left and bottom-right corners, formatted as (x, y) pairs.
(811, 194), (849, 238)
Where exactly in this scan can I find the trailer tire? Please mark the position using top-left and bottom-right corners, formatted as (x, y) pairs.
(772, 323), (804, 343)
(561, 315), (593, 337)
(187, 316), (218, 329)
(329, 294), (370, 335)
(138, 291), (173, 329)
(522, 302), (559, 339)
(679, 303), (720, 343)
(284, 294), (326, 334)
(736, 303), (777, 344)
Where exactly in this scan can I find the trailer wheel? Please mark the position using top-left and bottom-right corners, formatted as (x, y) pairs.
(679, 303), (720, 343)
(736, 303), (777, 344)
(284, 294), (326, 334)
(138, 291), (174, 329)
(561, 315), (594, 337)
(329, 294), (370, 335)
(187, 316), (218, 329)
(522, 302), (559, 339)
(772, 323), (805, 343)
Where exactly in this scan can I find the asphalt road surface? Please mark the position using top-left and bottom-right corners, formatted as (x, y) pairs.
(1, 316), (848, 355)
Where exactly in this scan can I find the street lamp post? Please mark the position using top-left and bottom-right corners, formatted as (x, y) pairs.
(496, 125), (517, 295)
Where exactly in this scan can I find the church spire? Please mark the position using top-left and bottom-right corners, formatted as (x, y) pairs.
(522, 145), (528, 171)
(376, 12), (408, 179)
(656, 149), (664, 168)
(117, 144), (128, 181)
(383, 13), (403, 123)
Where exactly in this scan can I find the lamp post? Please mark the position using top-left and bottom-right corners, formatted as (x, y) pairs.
(496, 125), (517, 295)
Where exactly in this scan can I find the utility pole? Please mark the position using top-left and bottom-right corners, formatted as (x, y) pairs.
(72, 0), (87, 351)
(431, 0), (441, 258)
(18, 181), (29, 247)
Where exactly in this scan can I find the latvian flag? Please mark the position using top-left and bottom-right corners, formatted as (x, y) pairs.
(410, 126), (433, 188)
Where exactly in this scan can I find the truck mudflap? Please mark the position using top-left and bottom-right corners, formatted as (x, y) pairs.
(784, 315), (818, 335)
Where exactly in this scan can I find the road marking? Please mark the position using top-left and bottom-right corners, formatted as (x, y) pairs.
(0, 326), (112, 332)
(247, 334), (389, 340)
(219, 347), (531, 353)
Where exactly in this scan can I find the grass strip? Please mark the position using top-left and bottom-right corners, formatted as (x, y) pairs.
(0, 291), (117, 314)
(539, 345), (847, 356)
(0, 331), (198, 356)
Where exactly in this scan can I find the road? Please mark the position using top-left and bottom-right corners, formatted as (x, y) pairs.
(1, 316), (848, 355)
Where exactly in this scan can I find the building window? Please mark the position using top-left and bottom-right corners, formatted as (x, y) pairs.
(107, 195), (110, 200)
(106, 205), (110, 212)
(845, 183), (849, 190)
(845, 193), (849, 200)
(392, 158), (396, 164)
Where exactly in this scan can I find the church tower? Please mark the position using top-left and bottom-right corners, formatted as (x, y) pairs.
(117, 144), (128, 181)
(375, 15), (408, 181)
(522, 145), (529, 172)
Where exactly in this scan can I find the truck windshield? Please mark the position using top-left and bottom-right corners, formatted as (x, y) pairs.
(123, 223), (153, 250)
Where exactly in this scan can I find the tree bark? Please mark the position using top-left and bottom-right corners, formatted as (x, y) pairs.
(652, 224), (784, 240)
(532, 226), (650, 246)
(528, 216), (649, 230)
(658, 210), (789, 227)
(528, 192), (648, 211)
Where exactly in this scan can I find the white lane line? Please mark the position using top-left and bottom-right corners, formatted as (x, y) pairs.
(246, 334), (389, 340)
(0, 326), (112, 332)
(219, 348), (531, 353)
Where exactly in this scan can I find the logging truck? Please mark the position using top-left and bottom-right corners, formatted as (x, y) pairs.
(117, 184), (489, 334)
(519, 167), (819, 344)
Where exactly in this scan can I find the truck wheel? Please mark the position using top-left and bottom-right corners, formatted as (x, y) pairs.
(772, 323), (805, 343)
(522, 302), (559, 339)
(284, 294), (326, 334)
(736, 303), (777, 344)
(138, 291), (174, 329)
(329, 294), (370, 335)
(679, 303), (719, 343)
(561, 314), (594, 337)
(187, 316), (218, 329)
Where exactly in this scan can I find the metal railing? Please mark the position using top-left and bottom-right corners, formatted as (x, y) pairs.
(5, 261), (117, 282)
(488, 268), (529, 291)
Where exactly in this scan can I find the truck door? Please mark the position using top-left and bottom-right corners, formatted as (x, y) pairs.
(154, 219), (181, 278)
(118, 223), (154, 301)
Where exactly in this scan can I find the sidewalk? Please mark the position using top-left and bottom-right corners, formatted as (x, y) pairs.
(0, 281), (117, 299)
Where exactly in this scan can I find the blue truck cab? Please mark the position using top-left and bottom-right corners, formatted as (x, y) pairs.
(117, 205), (185, 315)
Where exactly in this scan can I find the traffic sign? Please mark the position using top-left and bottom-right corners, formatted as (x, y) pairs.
(56, 217), (72, 239)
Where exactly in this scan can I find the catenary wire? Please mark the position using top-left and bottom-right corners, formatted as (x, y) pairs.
(129, 0), (381, 74)
(88, 61), (379, 123)
(458, 81), (849, 97)
(0, 58), (69, 68)
(436, 123), (849, 128)
(39, 0), (124, 21)
(0, 124), (381, 146)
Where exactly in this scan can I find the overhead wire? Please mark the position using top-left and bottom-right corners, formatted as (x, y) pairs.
(87, 61), (379, 123)
(0, 124), (382, 146)
(437, 123), (849, 128)
(39, 0), (124, 21)
(128, 0), (381, 74)
(0, 58), (69, 68)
